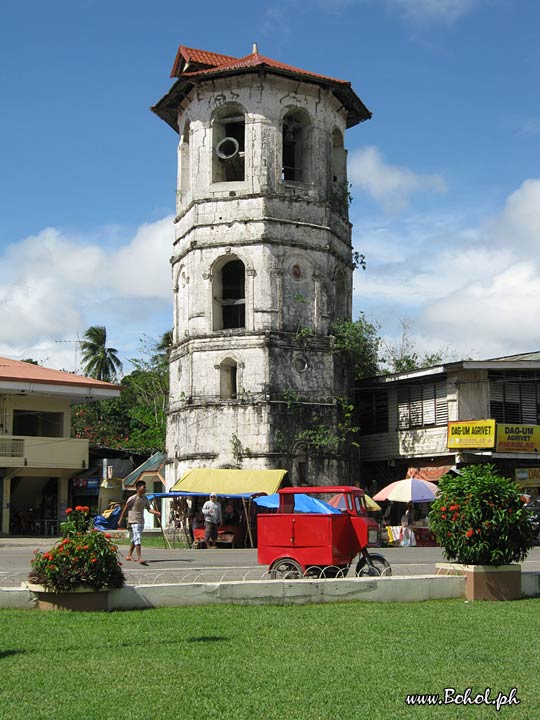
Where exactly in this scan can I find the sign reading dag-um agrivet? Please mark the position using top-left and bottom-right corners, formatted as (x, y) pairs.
(496, 424), (540, 453)
(447, 420), (496, 449)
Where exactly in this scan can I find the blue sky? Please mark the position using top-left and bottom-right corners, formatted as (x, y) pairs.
(1, 0), (539, 371)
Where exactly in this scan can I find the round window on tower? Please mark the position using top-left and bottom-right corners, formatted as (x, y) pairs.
(294, 355), (308, 373)
(291, 264), (302, 281)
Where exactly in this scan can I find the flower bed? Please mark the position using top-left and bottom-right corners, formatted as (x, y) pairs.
(28, 506), (125, 592)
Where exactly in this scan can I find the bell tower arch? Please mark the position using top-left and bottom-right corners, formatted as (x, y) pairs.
(152, 44), (371, 486)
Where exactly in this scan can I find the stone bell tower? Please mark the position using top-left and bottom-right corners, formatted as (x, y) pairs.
(152, 44), (371, 488)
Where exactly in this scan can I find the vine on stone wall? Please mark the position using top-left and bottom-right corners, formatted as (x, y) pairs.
(294, 397), (359, 455)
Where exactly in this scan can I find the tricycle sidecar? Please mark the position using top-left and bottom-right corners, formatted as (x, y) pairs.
(257, 486), (391, 578)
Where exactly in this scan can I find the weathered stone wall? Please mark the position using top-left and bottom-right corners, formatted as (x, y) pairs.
(165, 68), (356, 489)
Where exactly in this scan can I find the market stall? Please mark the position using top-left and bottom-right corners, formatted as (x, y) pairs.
(150, 467), (288, 548)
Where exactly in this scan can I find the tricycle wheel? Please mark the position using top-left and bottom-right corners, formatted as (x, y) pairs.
(356, 553), (392, 577)
(269, 558), (304, 580)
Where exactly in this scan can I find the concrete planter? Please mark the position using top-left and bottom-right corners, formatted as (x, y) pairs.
(26, 583), (110, 611)
(436, 563), (522, 601)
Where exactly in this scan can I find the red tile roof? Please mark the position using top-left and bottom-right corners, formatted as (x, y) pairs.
(171, 45), (238, 76)
(0, 356), (119, 389)
(154, 44), (371, 131)
(173, 46), (348, 86)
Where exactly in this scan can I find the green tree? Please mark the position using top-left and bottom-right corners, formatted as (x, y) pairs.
(80, 326), (123, 382)
(381, 318), (450, 374)
(332, 314), (381, 380)
(155, 329), (173, 358)
(121, 336), (169, 452)
(72, 334), (168, 453)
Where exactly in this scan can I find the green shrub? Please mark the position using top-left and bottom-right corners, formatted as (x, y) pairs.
(429, 464), (535, 566)
(28, 506), (125, 591)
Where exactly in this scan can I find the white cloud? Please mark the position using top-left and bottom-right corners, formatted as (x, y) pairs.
(490, 179), (540, 248)
(0, 216), (174, 368)
(349, 146), (447, 213)
(304, 0), (477, 24)
(353, 177), (540, 359)
(384, 0), (478, 24)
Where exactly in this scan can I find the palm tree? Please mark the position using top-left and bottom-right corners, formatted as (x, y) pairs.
(156, 329), (173, 358)
(80, 326), (123, 382)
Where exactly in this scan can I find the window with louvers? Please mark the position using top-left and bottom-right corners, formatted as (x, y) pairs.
(398, 381), (448, 429)
(490, 377), (540, 424)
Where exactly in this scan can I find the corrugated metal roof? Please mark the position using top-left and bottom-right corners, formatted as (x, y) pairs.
(489, 351), (540, 362)
(123, 451), (166, 488)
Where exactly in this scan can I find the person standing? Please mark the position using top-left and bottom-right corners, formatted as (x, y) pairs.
(117, 480), (160, 564)
(400, 502), (415, 547)
(202, 493), (222, 548)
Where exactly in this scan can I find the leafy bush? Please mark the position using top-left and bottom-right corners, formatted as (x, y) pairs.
(429, 464), (535, 566)
(29, 507), (125, 591)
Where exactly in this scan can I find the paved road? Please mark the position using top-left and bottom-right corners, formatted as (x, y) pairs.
(2, 538), (540, 588)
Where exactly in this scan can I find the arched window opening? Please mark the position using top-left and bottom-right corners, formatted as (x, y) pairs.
(331, 129), (347, 187)
(282, 110), (311, 183)
(179, 120), (191, 198)
(213, 107), (245, 183)
(213, 259), (246, 330)
(295, 446), (308, 486)
(220, 358), (238, 400)
(335, 269), (347, 320)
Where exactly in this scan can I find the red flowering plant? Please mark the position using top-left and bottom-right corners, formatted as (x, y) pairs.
(429, 464), (535, 566)
(29, 506), (125, 592)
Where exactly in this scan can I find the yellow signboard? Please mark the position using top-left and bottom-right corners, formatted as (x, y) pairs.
(496, 425), (540, 453)
(447, 420), (496, 449)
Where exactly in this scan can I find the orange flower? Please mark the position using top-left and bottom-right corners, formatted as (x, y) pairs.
(466, 528), (474, 538)
(66, 508), (73, 515)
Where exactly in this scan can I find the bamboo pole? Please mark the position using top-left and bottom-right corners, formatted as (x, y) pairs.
(242, 497), (254, 548)
(153, 498), (172, 549)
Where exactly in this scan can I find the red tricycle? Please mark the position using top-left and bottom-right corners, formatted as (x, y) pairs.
(257, 486), (391, 578)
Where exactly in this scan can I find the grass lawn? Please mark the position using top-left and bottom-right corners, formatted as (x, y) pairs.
(1, 599), (539, 720)
(111, 531), (188, 549)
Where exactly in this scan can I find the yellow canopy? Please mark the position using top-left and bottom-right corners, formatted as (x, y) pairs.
(364, 494), (381, 512)
(171, 468), (288, 497)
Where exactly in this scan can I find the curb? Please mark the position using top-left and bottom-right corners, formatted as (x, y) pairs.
(2, 574), (466, 610)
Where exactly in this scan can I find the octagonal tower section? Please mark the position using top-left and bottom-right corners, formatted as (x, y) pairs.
(152, 45), (371, 488)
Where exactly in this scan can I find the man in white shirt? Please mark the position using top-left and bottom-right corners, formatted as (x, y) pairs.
(117, 480), (161, 564)
(202, 493), (222, 548)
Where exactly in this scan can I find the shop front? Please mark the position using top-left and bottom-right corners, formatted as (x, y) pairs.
(9, 476), (59, 536)
(69, 476), (100, 515)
